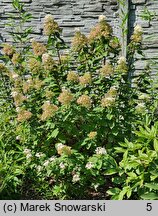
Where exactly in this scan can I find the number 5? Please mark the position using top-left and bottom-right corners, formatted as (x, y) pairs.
(146, 203), (152, 211)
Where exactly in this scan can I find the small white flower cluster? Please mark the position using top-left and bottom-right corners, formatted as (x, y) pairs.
(72, 174), (80, 183)
(43, 156), (56, 167)
(49, 156), (56, 162)
(59, 162), (66, 169)
(23, 148), (32, 159)
(35, 152), (45, 158)
(85, 162), (94, 169)
(36, 156), (56, 173)
(16, 135), (21, 141)
(43, 160), (49, 167)
(135, 102), (146, 112)
(95, 147), (107, 155)
(16, 107), (20, 112)
(138, 93), (150, 100)
(36, 165), (42, 172)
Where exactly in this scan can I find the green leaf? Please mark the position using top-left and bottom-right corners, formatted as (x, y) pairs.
(144, 183), (158, 190)
(104, 169), (117, 175)
(140, 192), (158, 200)
(96, 160), (102, 170)
(104, 155), (118, 175)
(50, 128), (59, 138)
(154, 139), (158, 152)
(118, 186), (130, 200)
(107, 188), (121, 196)
(107, 113), (113, 120)
(127, 188), (132, 199)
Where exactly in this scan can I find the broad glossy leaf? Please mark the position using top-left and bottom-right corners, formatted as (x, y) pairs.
(144, 183), (158, 190)
(140, 192), (158, 200)
(107, 188), (121, 196)
(154, 139), (158, 153)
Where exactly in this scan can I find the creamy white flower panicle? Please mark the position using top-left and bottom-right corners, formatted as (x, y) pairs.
(74, 27), (80, 32)
(30, 38), (36, 43)
(56, 143), (64, 150)
(11, 91), (18, 97)
(44, 14), (54, 22)
(134, 24), (143, 34)
(42, 53), (50, 63)
(98, 15), (106, 22)
(85, 162), (94, 169)
(72, 174), (80, 183)
(95, 147), (107, 155)
(117, 56), (126, 65)
(16, 107), (20, 112)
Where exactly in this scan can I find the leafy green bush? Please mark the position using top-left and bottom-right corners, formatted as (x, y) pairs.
(109, 118), (158, 200)
(0, 0), (158, 199)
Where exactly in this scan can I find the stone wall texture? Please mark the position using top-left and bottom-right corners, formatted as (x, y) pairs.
(0, 0), (120, 43)
(129, 0), (158, 73)
(0, 0), (158, 71)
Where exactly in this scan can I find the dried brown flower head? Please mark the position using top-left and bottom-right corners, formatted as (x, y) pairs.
(11, 90), (27, 106)
(45, 89), (55, 99)
(56, 143), (72, 156)
(12, 53), (21, 65)
(116, 56), (128, 73)
(88, 20), (112, 43)
(101, 87), (117, 108)
(3, 44), (15, 56)
(28, 58), (42, 74)
(72, 31), (88, 52)
(17, 110), (32, 122)
(77, 95), (92, 108)
(42, 53), (55, 71)
(67, 71), (79, 82)
(131, 25), (143, 43)
(79, 72), (92, 86)
(88, 131), (97, 139)
(43, 14), (61, 36)
(0, 63), (9, 75)
(32, 41), (47, 56)
(40, 101), (58, 121)
(33, 78), (44, 90)
(58, 89), (74, 105)
(99, 62), (113, 77)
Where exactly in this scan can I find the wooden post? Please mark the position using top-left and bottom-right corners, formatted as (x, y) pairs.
(119, 0), (129, 57)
